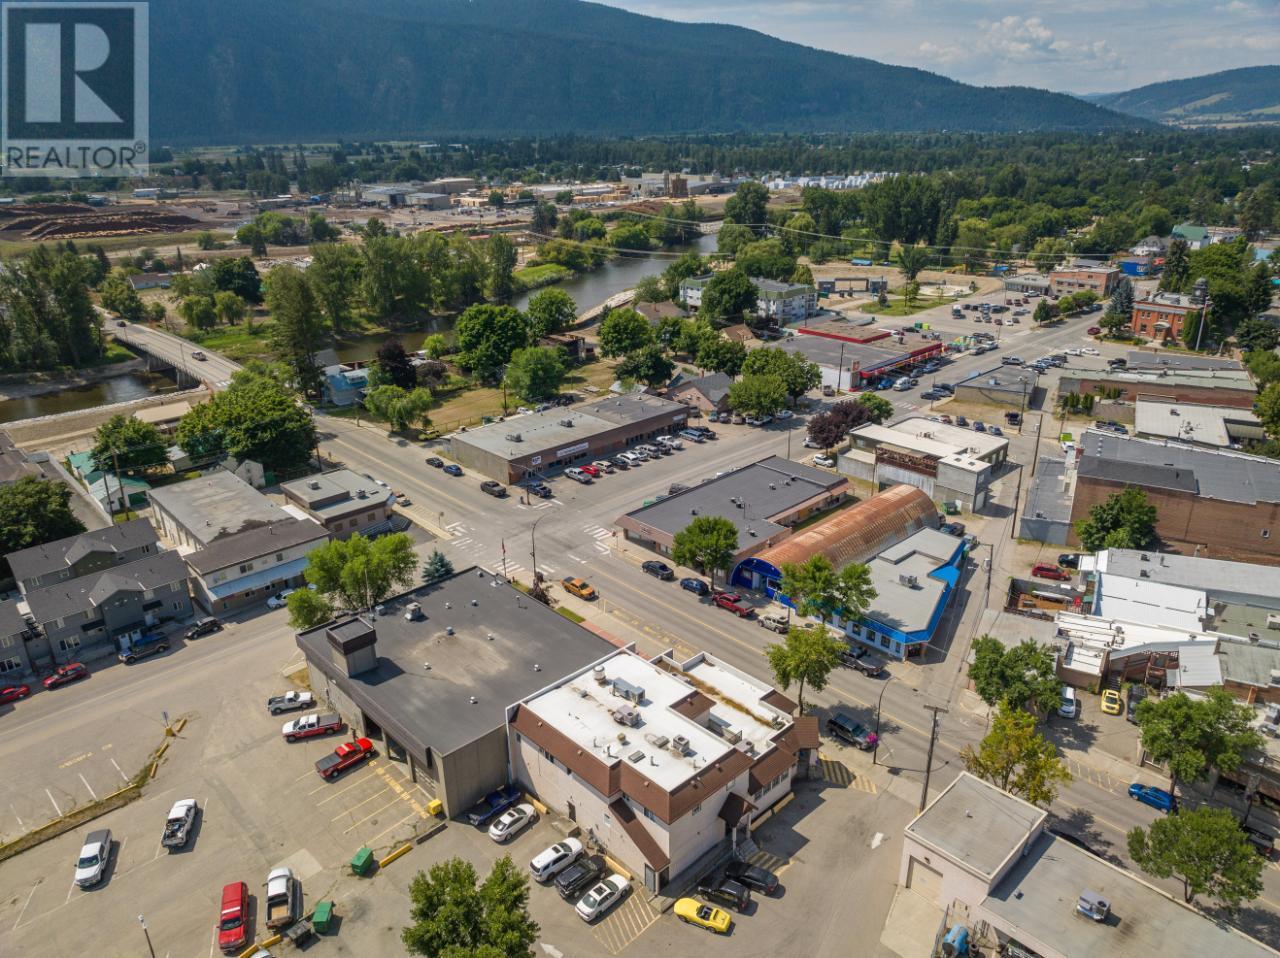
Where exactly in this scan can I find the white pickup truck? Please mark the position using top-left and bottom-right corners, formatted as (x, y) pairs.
(266, 690), (314, 715)
(161, 799), (197, 849)
(265, 866), (300, 929)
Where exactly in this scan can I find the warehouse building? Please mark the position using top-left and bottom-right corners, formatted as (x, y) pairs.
(1057, 367), (1256, 410)
(443, 394), (690, 484)
(296, 567), (616, 816)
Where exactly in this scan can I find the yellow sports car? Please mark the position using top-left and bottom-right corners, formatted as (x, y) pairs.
(674, 897), (731, 934)
(1101, 689), (1122, 715)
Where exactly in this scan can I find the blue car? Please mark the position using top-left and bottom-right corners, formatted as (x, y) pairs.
(1128, 783), (1175, 813)
(680, 577), (710, 596)
(443, 464), (463, 476)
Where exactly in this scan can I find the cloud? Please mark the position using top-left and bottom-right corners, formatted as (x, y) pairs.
(918, 14), (1121, 73)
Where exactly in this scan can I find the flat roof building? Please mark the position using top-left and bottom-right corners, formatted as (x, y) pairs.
(149, 471), (294, 552)
(777, 324), (945, 390)
(1133, 397), (1262, 448)
(954, 367), (1038, 409)
(1058, 367), (1256, 410)
(445, 394), (691, 483)
(297, 567), (617, 817)
(617, 456), (849, 563)
(900, 772), (1274, 958)
(1018, 456), (1073, 545)
(281, 469), (395, 540)
(509, 647), (816, 892)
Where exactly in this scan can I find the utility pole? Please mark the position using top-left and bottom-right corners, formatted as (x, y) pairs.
(920, 705), (948, 812)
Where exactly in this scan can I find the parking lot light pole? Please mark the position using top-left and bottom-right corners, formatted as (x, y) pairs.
(138, 915), (156, 958)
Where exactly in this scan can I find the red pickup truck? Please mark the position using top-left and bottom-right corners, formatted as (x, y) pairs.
(713, 592), (755, 618)
(281, 712), (344, 742)
(315, 738), (374, 780)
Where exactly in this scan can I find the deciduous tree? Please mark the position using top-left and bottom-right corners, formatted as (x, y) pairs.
(968, 637), (1061, 714)
(455, 304), (530, 380)
(727, 374), (787, 417)
(402, 856), (538, 958)
(1134, 688), (1263, 793)
(699, 267), (758, 322)
(0, 477), (85, 578)
(524, 288), (576, 342)
(304, 532), (418, 612)
(764, 625), (845, 713)
(671, 516), (738, 588)
(1128, 807), (1264, 908)
(597, 308), (652, 357)
(961, 704), (1071, 806)
(376, 337), (417, 390)
(503, 346), (567, 401)
(1074, 487), (1158, 551)
(616, 345), (674, 387)
(265, 265), (327, 396)
(91, 414), (167, 472)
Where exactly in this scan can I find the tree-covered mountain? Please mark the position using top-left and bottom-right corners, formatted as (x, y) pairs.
(1087, 67), (1280, 127)
(148, 0), (1140, 144)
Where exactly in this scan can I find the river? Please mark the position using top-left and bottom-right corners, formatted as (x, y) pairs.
(0, 370), (176, 425)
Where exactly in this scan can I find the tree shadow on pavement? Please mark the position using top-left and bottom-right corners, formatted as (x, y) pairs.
(1047, 807), (1122, 866)
(1216, 905), (1280, 951)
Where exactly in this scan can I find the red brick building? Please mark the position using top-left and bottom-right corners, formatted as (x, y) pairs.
(1049, 265), (1121, 297)
(1130, 292), (1201, 342)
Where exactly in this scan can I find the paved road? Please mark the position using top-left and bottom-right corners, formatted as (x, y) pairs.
(99, 308), (241, 391)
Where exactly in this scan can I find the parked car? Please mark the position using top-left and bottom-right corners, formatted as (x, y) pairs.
(1101, 689), (1123, 715)
(1128, 783), (1175, 813)
(267, 589), (296, 609)
(465, 785), (522, 826)
(185, 617), (222, 639)
(713, 592), (754, 617)
(266, 690), (315, 715)
(162, 798), (198, 849)
(44, 662), (88, 689)
(1058, 686), (1079, 719)
(118, 632), (169, 664)
(264, 866), (300, 930)
(217, 881), (250, 954)
(555, 855), (606, 900)
(1004, 411), (1022, 426)
(694, 427), (718, 440)
(826, 712), (878, 750)
(642, 560), (675, 581)
(619, 452), (643, 466)
(1081, 346), (1099, 356)
(481, 480), (509, 498)
(812, 454), (835, 468)
(579, 464), (601, 478)
(489, 803), (537, 843)
(561, 577), (597, 600)
(0, 684), (30, 704)
(282, 712), (344, 742)
(1243, 825), (1277, 861)
(674, 898), (732, 934)
(610, 456), (630, 470)
(955, 416), (969, 427)
(314, 738), (374, 780)
(191, 350), (207, 361)
(1001, 356), (1023, 366)
(1087, 326), (1102, 335)
(74, 828), (112, 886)
(972, 421), (986, 433)
(425, 456), (444, 468)
(526, 482), (553, 499)
(759, 612), (790, 633)
(724, 860), (779, 895)
(575, 874), (629, 922)
(840, 645), (885, 677)
(696, 877), (751, 912)
(591, 460), (615, 474)
(1057, 553), (1080, 569)
(1031, 563), (1070, 581)
(989, 425), (1004, 437)
(442, 463), (463, 476)
(530, 838), (584, 882)
(1125, 684), (1148, 723)
(565, 467), (592, 483)
(680, 577), (710, 596)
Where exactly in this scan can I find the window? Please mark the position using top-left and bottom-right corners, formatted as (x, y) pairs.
(367, 512), (375, 521)
(690, 802), (701, 816)
(58, 637), (80, 653)
(172, 601), (183, 611)
(0, 656), (20, 673)
(643, 806), (659, 823)
(1264, 530), (1271, 540)
(275, 552), (284, 562)
(238, 562), (254, 574)
(0, 634), (12, 649)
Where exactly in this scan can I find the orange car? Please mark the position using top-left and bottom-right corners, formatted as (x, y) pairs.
(561, 577), (597, 600)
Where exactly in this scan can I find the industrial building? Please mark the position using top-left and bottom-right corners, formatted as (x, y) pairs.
(296, 568), (617, 817)
(954, 367), (1038, 410)
(444, 394), (691, 484)
(1057, 367), (1256, 410)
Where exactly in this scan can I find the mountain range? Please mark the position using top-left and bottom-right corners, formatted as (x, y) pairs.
(147, 0), (1143, 144)
(1086, 66), (1280, 127)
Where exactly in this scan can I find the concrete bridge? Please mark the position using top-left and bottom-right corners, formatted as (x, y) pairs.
(101, 309), (241, 391)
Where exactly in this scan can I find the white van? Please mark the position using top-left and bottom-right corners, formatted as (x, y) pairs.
(893, 377), (912, 391)
(1058, 686), (1079, 719)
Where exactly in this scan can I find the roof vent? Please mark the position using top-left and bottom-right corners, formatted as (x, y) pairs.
(471, 598), (478, 606)
(748, 528), (757, 537)
(445, 626), (455, 636)
(691, 508), (698, 515)
(593, 665), (607, 685)
(356, 489), (368, 499)
(469, 695), (478, 704)
(487, 632), (495, 641)
(1270, 670), (1280, 688)
(644, 732), (669, 749)
(629, 750), (645, 763)
(476, 569), (485, 577)
(769, 483), (776, 490)
(671, 734), (690, 756)
(307, 480), (320, 490)
(560, 419), (575, 427)
(534, 663), (541, 672)
(899, 574), (918, 587)
(445, 602), (452, 609)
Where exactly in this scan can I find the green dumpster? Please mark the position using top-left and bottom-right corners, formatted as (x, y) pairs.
(313, 900), (334, 934)
(351, 846), (374, 876)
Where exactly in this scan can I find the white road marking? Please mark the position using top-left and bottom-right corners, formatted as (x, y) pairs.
(11, 803), (23, 827)
(78, 774), (97, 801)
(871, 832), (885, 849)
(45, 788), (62, 817)
(540, 945), (565, 958)
(12, 882), (37, 930)
(64, 878), (77, 903)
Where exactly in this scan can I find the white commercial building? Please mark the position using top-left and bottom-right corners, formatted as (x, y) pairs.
(507, 648), (817, 893)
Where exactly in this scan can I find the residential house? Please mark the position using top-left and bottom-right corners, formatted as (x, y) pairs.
(8, 518), (160, 595)
(320, 364), (369, 408)
(185, 517), (327, 613)
(666, 372), (734, 415)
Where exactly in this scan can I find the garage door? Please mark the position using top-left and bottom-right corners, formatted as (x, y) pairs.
(907, 857), (943, 902)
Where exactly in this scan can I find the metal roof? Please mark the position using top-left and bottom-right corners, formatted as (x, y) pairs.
(1078, 431), (1280, 505)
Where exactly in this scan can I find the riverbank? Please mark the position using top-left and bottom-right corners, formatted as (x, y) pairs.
(0, 355), (148, 401)
(3, 388), (210, 460)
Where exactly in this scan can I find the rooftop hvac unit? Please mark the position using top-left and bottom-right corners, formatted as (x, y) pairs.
(505, 433), (523, 442)
(670, 734), (690, 756)
(559, 419), (575, 427)
(644, 733), (669, 749)
(899, 574), (918, 587)
(403, 602), (422, 621)
(356, 489), (368, 499)
(593, 666), (607, 685)
(307, 480), (321, 490)
(1267, 614), (1280, 631)
(1270, 670), (1280, 688)
(613, 679), (645, 703)
(610, 704), (640, 727)
(628, 750), (645, 763)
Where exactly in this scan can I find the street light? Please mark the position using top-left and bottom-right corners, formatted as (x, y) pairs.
(872, 676), (892, 766)
(138, 915), (156, 958)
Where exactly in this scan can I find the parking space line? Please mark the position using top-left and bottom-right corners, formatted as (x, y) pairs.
(64, 877), (76, 904)
(109, 757), (127, 783)
(341, 795), (406, 834)
(12, 882), (37, 930)
(331, 785), (392, 821)
(364, 812), (418, 846)
(11, 803), (23, 828)
(311, 767), (380, 802)
(78, 773), (97, 801)
(45, 789), (62, 817)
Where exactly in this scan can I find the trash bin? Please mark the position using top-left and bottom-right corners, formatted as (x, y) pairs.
(313, 900), (334, 934)
(427, 799), (443, 817)
(351, 846), (374, 876)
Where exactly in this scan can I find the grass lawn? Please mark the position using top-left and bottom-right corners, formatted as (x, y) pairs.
(85, 341), (138, 366)
(513, 264), (572, 291)
(189, 322), (278, 363)
(856, 295), (953, 317)
(564, 357), (619, 392)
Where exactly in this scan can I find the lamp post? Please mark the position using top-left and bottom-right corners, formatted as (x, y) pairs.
(138, 915), (156, 958)
(872, 677), (892, 766)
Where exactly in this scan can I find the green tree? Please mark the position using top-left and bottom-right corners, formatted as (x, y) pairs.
(1029, 237), (1070, 274)
(695, 336), (746, 377)
(524, 288), (576, 341)
(422, 333), (449, 360)
(455, 304), (529, 380)
(554, 190), (574, 206)
(210, 256), (263, 303)
(423, 549), (455, 583)
(1161, 238), (1191, 291)
(365, 385), (435, 432)
(616, 344), (674, 387)
(699, 268), (758, 322)
(402, 855), (538, 958)
(968, 637), (1062, 714)
(1128, 807), (1264, 908)
(265, 265), (327, 396)
(1033, 299), (1053, 327)
(895, 245), (930, 282)
(213, 290), (247, 327)
(99, 272), (145, 322)
(1134, 688), (1264, 793)
(609, 222), (653, 251)
(671, 516), (738, 588)
(503, 346), (567, 401)
(0, 477), (85, 577)
(1236, 318), (1279, 354)
(903, 279), (921, 308)
(1247, 350), (1280, 389)
(764, 625), (845, 713)
(661, 251), (708, 300)
(307, 242), (362, 336)
(723, 182), (769, 232)
(1108, 275), (1134, 320)
(961, 704), (1071, 806)
(1099, 310), (1130, 338)
(1074, 487), (1158, 551)
(175, 363), (316, 471)
(287, 588), (334, 631)
(91, 414), (167, 472)
(735, 239), (795, 282)
(304, 531), (418, 612)
(632, 274), (665, 304)
(376, 338), (417, 390)
(531, 201), (558, 236)
(781, 212), (817, 254)
(196, 231), (216, 251)
(779, 554), (876, 627)
(178, 294), (217, 331)
(855, 393), (893, 424)
(597, 308), (652, 357)
(488, 190), (505, 208)
(486, 234), (518, 301)
(741, 347), (821, 402)
(727, 373), (787, 417)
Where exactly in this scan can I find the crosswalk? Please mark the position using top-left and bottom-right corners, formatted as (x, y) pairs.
(592, 888), (661, 955)
(746, 846), (791, 876)
(819, 755), (879, 793)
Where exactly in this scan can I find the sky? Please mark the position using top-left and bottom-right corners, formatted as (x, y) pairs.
(603, 0), (1280, 93)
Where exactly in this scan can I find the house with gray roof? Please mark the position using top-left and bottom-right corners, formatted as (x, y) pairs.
(666, 371), (734, 414)
(23, 550), (191, 669)
(0, 600), (34, 679)
(184, 517), (328, 614)
(8, 518), (160, 595)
